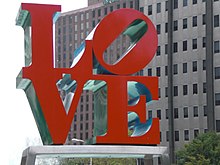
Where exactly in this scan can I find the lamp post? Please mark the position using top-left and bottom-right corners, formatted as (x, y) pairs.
(71, 138), (92, 165)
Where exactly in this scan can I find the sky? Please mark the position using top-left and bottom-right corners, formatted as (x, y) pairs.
(0, 1), (87, 164)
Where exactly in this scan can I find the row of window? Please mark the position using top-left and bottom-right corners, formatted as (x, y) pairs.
(158, 83), (205, 98)
(156, 40), (220, 56)
(149, 93), (220, 121)
(148, 63), (220, 78)
(74, 112), (94, 122)
(157, 86), (220, 100)
(164, 129), (201, 142)
(148, 0), (219, 15)
(156, 15), (219, 35)
(58, 0), (135, 26)
(165, 120), (220, 142)
(150, 106), (207, 121)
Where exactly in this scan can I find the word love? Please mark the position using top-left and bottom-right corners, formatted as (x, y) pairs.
(18, 3), (159, 145)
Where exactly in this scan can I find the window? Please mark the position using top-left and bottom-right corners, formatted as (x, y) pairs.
(203, 60), (206, 70)
(183, 63), (187, 73)
(165, 66), (168, 76)
(158, 88), (161, 99)
(203, 37), (206, 48)
(157, 24), (161, 34)
(183, 0), (188, 7)
(183, 18), (187, 29)
(86, 123), (89, 130)
(165, 22), (168, 33)
(80, 23), (84, 30)
(215, 67), (220, 79)
(98, 9), (101, 17)
(174, 0), (178, 9)
(80, 105), (83, 111)
(148, 110), (152, 118)
(203, 14), (206, 25)
(157, 3), (161, 13)
(216, 93), (220, 106)
(123, 3), (126, 8)
(193, 0), (197, 4)
(157, 109), (161, 120)
(148, 5), (152, 15)
(86, 104), (89, 111)
(160, 132), (162, 142)
(86, 13), (89, 20)
(216, 120), (220, 132)
(92, 10), (95, 18)
(193, 84), (198, 94)
(166, 131), (169, 141)
(194, 129), (199, 138)
(157, 46), (161, 56)
(165, 87), (168, 97)
(174, 20), (178, 31)
(204, 106), (207, 116)
(174, 64), (178, 75)
(156, 67), (161, 77)
(175, 131), (179, 141)
(173, 42), (178, 53)
(165, 1), (168, 11)
(165, 44), (168, 54)
(183, 85), (188, 95)
(193, 106), (199, 117)
(203, 82), (207, 93)
(166, 109), (168, 119)
(184, 130), (189, 141)
(148, 68), (152, 76)
(110, 6), (113, 12)
(214, 15), (219, 27)
(130, 1), (133, 8)
(183, 40), (187, 51)
(92, 20), (96, 28)
(174, 108), (179, 119)
(192, 16), (197, 27)
(192, 61), (197, 72)
(183, 107), (188, 118)
(139, 7), (144, 13)
(174, 86), (178, 96)
(104, 7), (107, 15)
(214, 41), (220, 53)
(192, 38), (197, 49)
(86, 95), (89, 102)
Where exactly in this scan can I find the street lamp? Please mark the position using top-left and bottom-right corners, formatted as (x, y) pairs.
(71, 138), (85, 143)
(71, 138), (92, 165)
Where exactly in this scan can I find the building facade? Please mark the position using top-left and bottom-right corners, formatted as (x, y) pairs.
(55, 0), (140, 145)
(55, 0), (220, 163)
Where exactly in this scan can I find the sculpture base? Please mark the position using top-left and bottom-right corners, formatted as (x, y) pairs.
(20, 145), (169, 165)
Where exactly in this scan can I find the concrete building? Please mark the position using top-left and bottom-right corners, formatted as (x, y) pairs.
(55, 0), (220, 163)
(55, 0), (140, 145)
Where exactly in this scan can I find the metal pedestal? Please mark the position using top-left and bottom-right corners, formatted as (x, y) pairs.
(20, 145), (169, 165)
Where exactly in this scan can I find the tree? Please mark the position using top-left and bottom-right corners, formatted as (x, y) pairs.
(60, 157), (136, 165)
(176, 132), (220, 165)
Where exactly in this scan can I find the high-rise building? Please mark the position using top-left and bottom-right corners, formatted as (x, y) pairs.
(55, 0), (220, 163)
(55, 0), (140, 145)
(140, 0), (220, 163)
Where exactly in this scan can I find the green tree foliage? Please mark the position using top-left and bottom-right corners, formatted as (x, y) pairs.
(60, 157), (136, 165)
(176, 132), (220, 165)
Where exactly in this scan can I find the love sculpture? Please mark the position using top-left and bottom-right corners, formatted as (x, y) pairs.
(16, 3), (159, 145)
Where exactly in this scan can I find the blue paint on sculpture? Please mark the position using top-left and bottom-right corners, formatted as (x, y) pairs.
(57, 38), (154, 140)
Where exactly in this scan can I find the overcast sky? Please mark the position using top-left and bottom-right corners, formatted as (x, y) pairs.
(0, 1), (87, 164)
